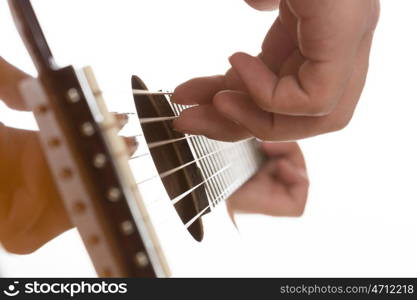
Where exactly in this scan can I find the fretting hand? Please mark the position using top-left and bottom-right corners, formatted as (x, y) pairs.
(172, 0), (380, 142)
(228, 142), (308, 218)
(0, 57), (72, 254)
(0, 58), (137, 254)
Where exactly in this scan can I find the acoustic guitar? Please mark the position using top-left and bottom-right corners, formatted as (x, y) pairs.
(8, 0), (265, 277)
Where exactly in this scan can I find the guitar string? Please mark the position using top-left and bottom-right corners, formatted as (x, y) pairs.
(170, 164), (231, 205)
(147, 145), (258, 220)
(136, 139), (254, 209)
(132, 90), (173, 96)
(129, 135), (207, 160)
(142, 148), (252, 228)
(139, 116), (178, 124)
(135, 139), (247, 185)
(184, 179), (239, 229)
(155, 153), (259, 229)
(127, 90), (261, 226)
(130, 94), (258, 206)
(136, 142), (245, 206)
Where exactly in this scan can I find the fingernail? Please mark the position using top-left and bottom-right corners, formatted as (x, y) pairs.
(125, 136), (139, 155)
(115, 113), (129, 129)
(228, 52), (246, 64)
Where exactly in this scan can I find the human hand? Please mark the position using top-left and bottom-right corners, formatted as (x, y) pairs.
(0, 58), (136, 254)
(172, 0), (380, 141)
(228, 141), (308, 217)
(0, 57), (72, 254)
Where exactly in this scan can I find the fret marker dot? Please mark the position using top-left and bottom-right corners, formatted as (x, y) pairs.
(135, 252), (149, 268)
(93, 153), (107, 168)
(107, 187), (121, 202)
(121, 220), (135, 235)
(81, 122), (95, 136)
(67, 88), (81, 103)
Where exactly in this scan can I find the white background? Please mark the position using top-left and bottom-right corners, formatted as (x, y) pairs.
(0, 0), (416, 277)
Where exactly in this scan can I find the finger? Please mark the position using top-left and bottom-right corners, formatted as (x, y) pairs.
(0, 57), (31, 111)
(113, 113), (130, 130)
(230, 52), (354, 116)
(229, 158), (308, 216)
(272, 159), (309, 216)
(213, 90), (354, 141)
(173, 104), (251, 142)
(124, 136), (139, 156)
(0, 189), (44, 244)
(259, 3), (297, 73)
(274, 158), (307, 187)
(172, 75), (226, 105)
(0, 128), (49, 240)
(1, 127), (71, 254)
(2, 192), (72, 255)
(261, 141), (306, 170)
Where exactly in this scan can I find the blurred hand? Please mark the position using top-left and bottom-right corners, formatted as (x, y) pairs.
(172, 0), (380, 141)
(228, 141), (308, 218)
(0, 58), (137, 254)
(0, 57), (72, 254)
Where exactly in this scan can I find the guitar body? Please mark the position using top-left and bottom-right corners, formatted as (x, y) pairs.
(8, 0), (264, 277)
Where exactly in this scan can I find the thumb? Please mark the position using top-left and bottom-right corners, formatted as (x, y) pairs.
(0, 57), (31, 111)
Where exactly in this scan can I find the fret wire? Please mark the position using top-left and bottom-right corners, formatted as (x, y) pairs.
(243, 143), (255, 178)
(210, 138), (230, 202)
(178, 103), (220, 206)
(189, 135), (217, 206)
(219, 141), (234, 190)
(203, 138), (226, 205)
(174, 103), (218, 206)
(204, 138), (226, 205)
(195, 136), (221, 205)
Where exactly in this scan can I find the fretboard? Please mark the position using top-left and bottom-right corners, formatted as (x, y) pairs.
(170, 103), (265, 209)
